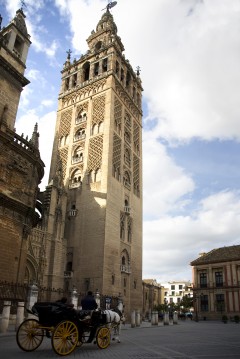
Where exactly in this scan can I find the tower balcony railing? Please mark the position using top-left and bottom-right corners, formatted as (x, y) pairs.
(124, 206), (131, 215)
(64, 271), (73, 279)
(120, 265), (131, 274)
(74, 134), (86, 142)
(69, 181), (81, 189)
(72, 156), (83, 164)
(75, 117), (87, 125)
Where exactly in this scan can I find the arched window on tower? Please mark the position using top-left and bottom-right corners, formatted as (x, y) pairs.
(98, 121), (104, 133)
(76, 110), (87, 124)
(120, 250), (131, 274)
(74, 128), (85, 141)
(72, 146), (83, 164)
(95, 41), (102, 52)
(82, 61), (90, 81)
(69, 169), (82, 189)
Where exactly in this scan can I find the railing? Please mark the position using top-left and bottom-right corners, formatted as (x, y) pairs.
(124, 206), (131, 215)
(13, 132), (38, 155)
(64, 271), (73, 279)
(72, 156), (83, 164)
(120, 265), (131, 274)
(69, 182), (81, 189)
(74, 134), (86, 142)
(75, 117), (87, 125)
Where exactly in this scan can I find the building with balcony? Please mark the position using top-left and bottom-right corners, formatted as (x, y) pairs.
(162, 281), (193, 306)
(191, 245), (240, 320)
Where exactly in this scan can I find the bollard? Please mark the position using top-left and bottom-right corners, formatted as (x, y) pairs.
(151, 311), (158, 325)
(71, 286), (78, 309)
(173, 312), (178, 325)
(136, 310), (140, 327)
(131, 310), (136, 328)
(0, 301), (11, 333)
(155, 311), (159, 325)
(164, 312), (169, 325)
(94, 289), (101, 308)
(15, 302), (25, 331)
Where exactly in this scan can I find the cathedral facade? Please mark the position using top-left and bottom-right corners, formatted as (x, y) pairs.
(0, 9), (44, 284)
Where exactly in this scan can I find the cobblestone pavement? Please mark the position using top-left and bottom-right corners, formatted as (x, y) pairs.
(0, 320), (240, 358)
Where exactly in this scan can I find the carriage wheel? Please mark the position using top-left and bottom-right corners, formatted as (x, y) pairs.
(16, 319), (44, 352)
(96, 326), (111, 349)
(51, 320), (79, 356)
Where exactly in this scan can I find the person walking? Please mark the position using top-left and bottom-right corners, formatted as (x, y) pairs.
(81, 291), (98, 310)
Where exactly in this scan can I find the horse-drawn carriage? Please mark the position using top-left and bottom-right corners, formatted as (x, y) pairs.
(16, 301), (114, 356)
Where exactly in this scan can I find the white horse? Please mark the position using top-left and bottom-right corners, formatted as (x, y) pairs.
(103, 300), (124, 343)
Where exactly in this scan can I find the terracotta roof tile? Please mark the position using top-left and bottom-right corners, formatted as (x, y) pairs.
(190, 245), (240, 266)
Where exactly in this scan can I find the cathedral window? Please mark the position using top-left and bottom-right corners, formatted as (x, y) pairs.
(94, 62), (99, 76)
(72, 73), (77, 87)
(64, 77), (70, 91)
(112, 275), (115, 285)
(13, 35), (24, 58)
(95, 41), (102, 52)
(127, 221), (132, 242)
(121, 250), (131, 274)
(74, 128), (86, 141)
(102, 58), (108, 72)
(115, 61), (119, 76)
(69, 169), (82, 188)
(123, 278), (127, 287)
(83, 62), (90, 81)
(120, 218), (125, 240)
(126, 71), (131, 88)
(76, 111), (87, 124)
(120, 68), (125, 82)
(72, 146), (83, 164)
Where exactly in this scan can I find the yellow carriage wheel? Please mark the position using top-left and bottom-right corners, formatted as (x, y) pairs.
(96, 326), (111, 349)
(51, 320), (79, 356)
(16, 319), (43, 352)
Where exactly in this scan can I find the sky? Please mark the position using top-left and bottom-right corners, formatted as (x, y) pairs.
(1, 0), (240, 283)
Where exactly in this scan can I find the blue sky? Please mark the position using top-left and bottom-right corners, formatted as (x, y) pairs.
(2, 0), (240, 282)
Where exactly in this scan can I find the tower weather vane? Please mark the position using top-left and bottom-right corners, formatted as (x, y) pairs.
(102, 1), (117, 12)
(20, 0), (27, 10)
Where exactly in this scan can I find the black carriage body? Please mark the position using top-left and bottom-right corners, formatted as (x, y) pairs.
(32, 302), (78, 327)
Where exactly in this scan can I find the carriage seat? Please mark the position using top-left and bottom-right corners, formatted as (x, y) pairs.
(77, 309), (92, 321)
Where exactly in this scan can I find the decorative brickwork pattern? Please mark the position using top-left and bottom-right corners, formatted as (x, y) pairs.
(133, 154), (140, 197)
(58, 147), (68, 179)
(59, 109), (72, 137)
(76, 101), (89, 116)
(88, 135), (103, 171)
(133, 121), (140, 155)
(113, 133), (122, 177)
(92, 94), (106, 125)
(114, 96), (122, 130)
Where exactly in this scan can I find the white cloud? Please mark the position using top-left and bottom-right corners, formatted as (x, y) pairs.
(15, 110), (56, 190)
(143, 190), (240, 281)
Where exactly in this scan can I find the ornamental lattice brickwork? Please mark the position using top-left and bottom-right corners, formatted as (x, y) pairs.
(46, 8), (143, 317)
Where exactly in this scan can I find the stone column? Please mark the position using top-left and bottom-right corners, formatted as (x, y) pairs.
(71, 287), (78, 309)
(136, 310), (141, 327)
(164, 312), (169, 325)
(27, 283), (38, 311)
(15, 302), (25, 331)
(0, 301), (11, 333)
(173, 312), (178, 324)
(94, 290), (101, 308)
(131, 310), (136, 328)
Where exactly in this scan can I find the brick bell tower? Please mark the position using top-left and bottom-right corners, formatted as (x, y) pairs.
(48, 5), (143, 316)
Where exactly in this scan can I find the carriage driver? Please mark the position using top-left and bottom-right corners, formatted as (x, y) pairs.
(81, 291), (98, 311)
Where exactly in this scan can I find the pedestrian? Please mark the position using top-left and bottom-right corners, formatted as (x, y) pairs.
(81, 291), (98, 310)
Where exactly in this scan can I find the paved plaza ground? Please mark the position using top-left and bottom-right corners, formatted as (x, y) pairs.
(0, 320), (240, 358)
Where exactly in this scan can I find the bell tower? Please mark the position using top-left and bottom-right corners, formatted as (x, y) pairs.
(49, 6), (143, 316)
(0, 8), (31, 130)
